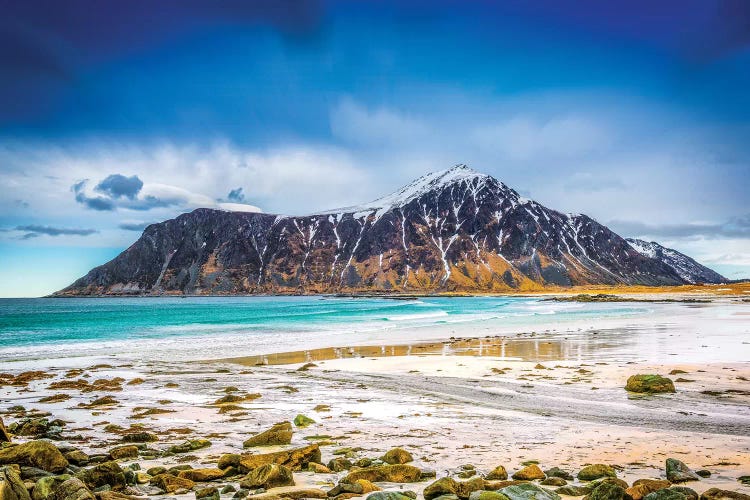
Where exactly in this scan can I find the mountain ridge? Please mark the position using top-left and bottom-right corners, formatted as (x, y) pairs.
(56, 165), (725, 296)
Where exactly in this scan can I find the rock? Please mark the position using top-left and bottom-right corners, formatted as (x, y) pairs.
(695, 471), (711, 479)
(578, 466), (616, 482)
(665, 460), (700, 483)
(233, 489), (250, 499)
(382, 448), (413, 465)
(107, 447), (137, 461)
(545, 469), (574, 481)
(541, 479), (567, 487)
(307, 463), (331, 474)
(50, 478), (94, 500)
(292, 415), (314, 428)
(32, 475), (72, 500)
(367, 493), (417, 500)
(168, 439), (211, 454)
(591, 479), (629, 491)
(499, 483), (561, 500)
(0, 418), (10, 443)
(195, 487), (220, 500)
(0, 441), (69, 473)
(512, 465), (546, 481)
(76, 462), (125, 490)
(150, 473), (196, 493)
(669, 488), (698, 500)
(239, 464), (294, 489)
(20, 467), (51, 482)
(120, 432), (157, 443)
(1, 466), (31, 500)
(585, 482), (631, 500)
(243, 422), (293, 448)
(699, 490), (750, 500)
(626, 480), (670, 500)
(222, 485), (237, 494)
(178, 469), (225, 482)
(342, 465), (423, 484)
(486, 466), (508, 481)
(470, 493), (511, 500)
(62, 452), (88, 467)
(423, 477), (486, 500)
(557, 486), (591, 496)
(146, 467), (166, 477)
(643, 491), (686, 500)
(218, 455), (241, 470)
(328, 458), (353, 472)
(238, 444), (321, 472)
(625, 375), (675, 394)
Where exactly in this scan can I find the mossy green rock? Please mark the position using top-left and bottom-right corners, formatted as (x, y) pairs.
(0, 441), (68, 473)
(499, 483), (561, 500)
(557, 486), (592, 496)
(343, 464), (423, 484)
(486, 466), (508, 481)
(585, 482), (631, 500)
(239, 464), (294, 489)
(625, 375), (675, 394)
(578, 465), (616, 481)
(469, 492), (512, 500)
(643, 490), (686, 500)
(243, 422), (293, 448)
(367, 493), (417, 500)
(196, 487), (221, 500)
(50, 477), (94, 500)
(76, 461), (125, 490)
(32, 475), (71, 500)
(669, 488), (698, 500)
(293, 415), (315, 428)
(168, 439), (211, 454)
(1, 466), (31, 500)
(382, 448), (413, 465)
(665, 459), (700, 483)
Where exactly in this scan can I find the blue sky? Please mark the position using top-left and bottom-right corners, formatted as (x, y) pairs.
(2, 0), (749, 296)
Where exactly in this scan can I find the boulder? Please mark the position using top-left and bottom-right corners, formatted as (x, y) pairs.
(665, 460), (700, 483)
(643, 491), (686, 500)
(328, 458), (353, 472)
(120, 432), (157, 443)
(487, 467), (509, 481)
(238, 444), (321, 472)
(513, 465), (546, 481)
(669, 488), (698, 500)
(0, 441), (68, 473)
(307, 462), (331, 474)
(382, 448), (413, 465)
(196, 487), (220, 500)
(293, 415), (314, 428)
(699, 490), (750, 500)
(1, 466), (31, 500)
(625, 375), (675, 394)
(108, 447), (137, 461)
(557, 486), (591, 496)
(150, 473), (195, 493)
(177, 469), (225, 482)
(469, 493), (511, 500)
(499, 483), (561, 500)
(541, 479), (567, 487)
(76, 462), (125, 490)
(0, 418), (10, 443)
(62, 452), (88, 467)
(167, 439), (211, 454)
(545, 469), (574, 481)
(50, 478), (94, 500)
(32, 475), (72, 500)
(367, 493), (417, 500)
(243, 422), (293, 448)
(423, 477), (486, 500)
(342, 464), (422, 484)
(239, 464), (294, 489)
(626, 480), (671, 500)
(585, 482), (631, 500)
(578, 466), (616, 482)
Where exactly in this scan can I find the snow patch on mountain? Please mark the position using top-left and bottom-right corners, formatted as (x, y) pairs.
(626, 238), (726, 284)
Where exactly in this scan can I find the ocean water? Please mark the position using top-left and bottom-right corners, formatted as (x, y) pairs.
(0, 296), (747, 365)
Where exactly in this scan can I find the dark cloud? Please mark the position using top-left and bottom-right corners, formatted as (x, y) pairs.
(72, 180), (115, 211)
(609, 214), (750, 240)
(95, 174), (143, 199)
(227, 187), (245, 202)
(0, 0), (324, 123)
(15, 224), (97, 239)
(118, 221), (152, 231)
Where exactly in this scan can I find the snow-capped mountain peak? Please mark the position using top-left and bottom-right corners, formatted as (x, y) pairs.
(626, 238), (726, 284)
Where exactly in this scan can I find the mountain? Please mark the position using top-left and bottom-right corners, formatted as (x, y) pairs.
(625, 238), (726, 284)
(56, 165), (722, 296)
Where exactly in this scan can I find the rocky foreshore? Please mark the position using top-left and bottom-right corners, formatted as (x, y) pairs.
(1, 353), (749, 500)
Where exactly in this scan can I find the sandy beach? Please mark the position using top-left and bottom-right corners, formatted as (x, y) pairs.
(2, 295), (749, 500)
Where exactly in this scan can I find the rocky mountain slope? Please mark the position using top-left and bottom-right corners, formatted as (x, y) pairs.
(56, 165), (724, 296)
(626, 238), (726, 284)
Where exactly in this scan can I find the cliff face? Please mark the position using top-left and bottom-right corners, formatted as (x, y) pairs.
(57, 165), (717, 296)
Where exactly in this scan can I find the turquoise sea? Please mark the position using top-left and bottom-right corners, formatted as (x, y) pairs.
(0, 296), (746, 364)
